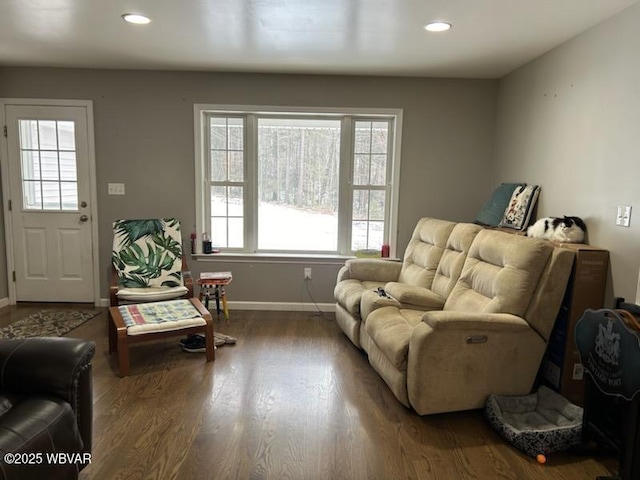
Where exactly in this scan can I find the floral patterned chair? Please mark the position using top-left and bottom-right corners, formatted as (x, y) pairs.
(110, 218), (193, 306)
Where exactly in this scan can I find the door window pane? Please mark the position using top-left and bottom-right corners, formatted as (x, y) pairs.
(18, 119), (78, 211)
(38, 121), (57, 150)
(57, 122), (75, 150)
(21, 151), (41, 180)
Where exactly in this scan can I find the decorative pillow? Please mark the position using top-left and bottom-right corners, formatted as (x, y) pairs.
(475, 183), (524, 227)
(499, 185), (540, 231)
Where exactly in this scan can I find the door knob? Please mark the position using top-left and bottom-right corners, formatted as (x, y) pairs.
(79, 215), (89, 222)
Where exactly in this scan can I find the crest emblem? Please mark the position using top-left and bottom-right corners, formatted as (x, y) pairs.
(595, 319), (621, 366)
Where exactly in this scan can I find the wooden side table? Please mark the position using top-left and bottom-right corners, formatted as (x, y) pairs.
(108, 297), (214, 377)
(198, 272), (232, 324)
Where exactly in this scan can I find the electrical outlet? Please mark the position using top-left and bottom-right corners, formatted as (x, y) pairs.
(572, 363), (584, 381)
(108, 183), (126, 195)
(304, 267), (312, 279)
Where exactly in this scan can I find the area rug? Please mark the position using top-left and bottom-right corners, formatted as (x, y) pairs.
(0, 309), (102, 339)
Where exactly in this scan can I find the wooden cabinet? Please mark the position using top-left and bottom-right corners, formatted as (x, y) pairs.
(541, 244), (610, 406)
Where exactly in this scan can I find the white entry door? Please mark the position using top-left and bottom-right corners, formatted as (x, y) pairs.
(3, 103), (96, 302)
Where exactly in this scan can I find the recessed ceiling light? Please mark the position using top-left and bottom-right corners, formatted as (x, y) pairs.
(122, 14), (151, 25)
(424, 22), (451, 32)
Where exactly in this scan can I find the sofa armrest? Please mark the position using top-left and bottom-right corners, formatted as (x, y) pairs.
(336, 265), (350, 283)
(384, 283), (446, 310)
(0, 337), (95, 404)
(343, 258), (402, 282)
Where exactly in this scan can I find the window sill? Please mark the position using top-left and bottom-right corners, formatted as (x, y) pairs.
(192, 252), (353, 265)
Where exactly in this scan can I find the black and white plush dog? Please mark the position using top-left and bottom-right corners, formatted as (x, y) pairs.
(526, 216), (587, 243)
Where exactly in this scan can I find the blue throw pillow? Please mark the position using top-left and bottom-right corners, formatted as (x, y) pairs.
(475, 183), (523, 227)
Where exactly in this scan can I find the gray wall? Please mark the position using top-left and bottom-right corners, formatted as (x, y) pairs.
(494, 3), (640, 304)
(0, 68), (498, 305)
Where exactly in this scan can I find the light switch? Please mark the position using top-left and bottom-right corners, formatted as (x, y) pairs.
(108, 183), (125, 195)
(616, 205), (632, 227)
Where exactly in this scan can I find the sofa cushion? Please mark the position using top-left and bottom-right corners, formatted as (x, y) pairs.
(366, 307), (425, 369)
(334, 280), (386, 317)
(444, 230), (552, 317)
(360, 289), (402, 323)
(397, 218), (456, 288)
(430, 223), (483, 298)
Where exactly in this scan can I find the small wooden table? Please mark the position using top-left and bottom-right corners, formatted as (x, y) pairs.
(108, 297), (214, 377)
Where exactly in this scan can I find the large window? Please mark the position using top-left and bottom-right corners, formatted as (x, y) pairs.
(195, 105), (402, 256)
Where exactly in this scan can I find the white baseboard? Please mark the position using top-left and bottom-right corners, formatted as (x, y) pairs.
(0, 297), (10, 309)
(99, 298), (335, 313)
(227, 301), (335, 312)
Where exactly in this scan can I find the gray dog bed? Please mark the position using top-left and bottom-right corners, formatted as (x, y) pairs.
(484, 386), (584, 457)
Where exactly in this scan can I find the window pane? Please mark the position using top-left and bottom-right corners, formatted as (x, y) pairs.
(228, 151), (243, 182)
(59, 152), (77, 181)
(210, 118), (227, 150)
(368, 221), (384, 249)
(40, 151), (59, 180)
(23, 181), (42, 209)
(228, 218), (244, 248)
(211, 217), (227, 247)
(258, 202), (337, 251)
(18, 119), (78, 212)
(42, 181), (61, 209)
(211, 186), (227, 216)
(353, 155), (370, 186)
(354, 122), (371, 153)
(21, 151), (41, 180)
(369, 190), (386, 221)
(19, 120), (39, 149)
(228, 186), (243, 216)
(351, 221), (368, 251)
(370, 154), (387, 185)
(352, 190), (368, 220)
(228, 118), (243, 150)
(38, 121), (57, 150)
(350, 119), (391, 253)
(57, 121), (75, 150)
(371, 121), (388, 154)
(257, 117), (340, 251)
(60, 182), (78, 210)
(211, 151), (228, 181)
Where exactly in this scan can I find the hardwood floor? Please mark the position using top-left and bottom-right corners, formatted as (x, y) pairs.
(2, 305), (618, 479)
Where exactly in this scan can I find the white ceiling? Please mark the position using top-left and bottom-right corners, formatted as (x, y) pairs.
(0, 0), (637, 79)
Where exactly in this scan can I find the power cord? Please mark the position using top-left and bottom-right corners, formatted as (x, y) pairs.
(304, 278), (333, 320)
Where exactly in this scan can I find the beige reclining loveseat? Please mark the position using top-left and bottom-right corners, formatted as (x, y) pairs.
(334, 218), (575, 415)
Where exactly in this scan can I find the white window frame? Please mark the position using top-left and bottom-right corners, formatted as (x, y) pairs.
(194, 104), (403, 257)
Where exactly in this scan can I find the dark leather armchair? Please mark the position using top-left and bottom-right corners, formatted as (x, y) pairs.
(0, 337), (95, 480)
